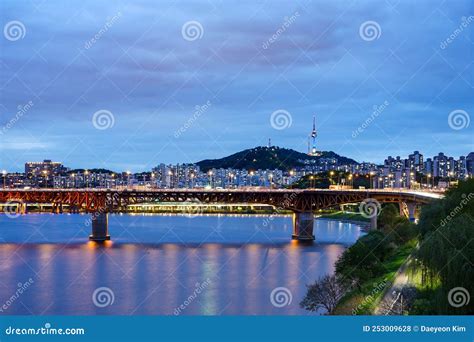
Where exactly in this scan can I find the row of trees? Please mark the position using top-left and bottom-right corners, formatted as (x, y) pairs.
(300, 203), (417, 314)
(413, 179), (474, 314)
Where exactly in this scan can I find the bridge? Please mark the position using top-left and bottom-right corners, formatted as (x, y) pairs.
(0, 188), (443, 242)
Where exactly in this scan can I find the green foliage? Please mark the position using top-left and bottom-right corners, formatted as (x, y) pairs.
(377, 204), (399, 231)
(290, 172), (370, 189)
(196, 146), (357, 172)
(390, 220), (418, 245)
(416, 179), (474, 314)
(335, 231), (392, 288)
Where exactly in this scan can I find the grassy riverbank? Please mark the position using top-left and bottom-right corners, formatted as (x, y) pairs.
(317, 211), (370, 224)
(333, 239), (416, 315)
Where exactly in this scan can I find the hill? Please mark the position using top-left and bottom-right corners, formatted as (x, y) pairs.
(196, 146), (358, 171)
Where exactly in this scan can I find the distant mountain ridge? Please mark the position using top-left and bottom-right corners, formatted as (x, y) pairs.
(196, 146), (358, 171)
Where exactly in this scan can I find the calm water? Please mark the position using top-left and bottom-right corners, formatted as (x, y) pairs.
(0, 213), (363, 315)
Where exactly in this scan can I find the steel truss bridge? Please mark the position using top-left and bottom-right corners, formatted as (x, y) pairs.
(0, 188), (442, 242)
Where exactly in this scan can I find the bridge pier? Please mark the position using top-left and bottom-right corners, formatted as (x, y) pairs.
(406, 202), (416, 222)
(292, 212), (315, 241)
(19, 203), (27, 215)
(89, 213), (110, 241)
(370, 213), (377, 231)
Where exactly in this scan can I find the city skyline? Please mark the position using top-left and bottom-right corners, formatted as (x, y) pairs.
(2, 146), (474, 174)
(1, 0), (473, 172)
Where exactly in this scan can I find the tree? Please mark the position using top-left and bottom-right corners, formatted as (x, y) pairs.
(416, 179), (474, 314)
(335, 231), (392, 288)
(377, 203), (400, 231)
(390, 220), (418, 244)
(300, 275), (346, 314)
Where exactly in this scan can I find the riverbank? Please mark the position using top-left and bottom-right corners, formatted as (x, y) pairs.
(333, 239), (417, 315)
(317, 211), (370, 228)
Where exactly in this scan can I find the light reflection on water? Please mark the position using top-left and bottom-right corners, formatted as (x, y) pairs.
(0, 214), (363, 315)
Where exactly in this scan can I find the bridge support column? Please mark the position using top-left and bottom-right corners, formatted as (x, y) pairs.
(89, 213), (110, 241)
(370, 213), (377, 231)
(406, 202), (416, 222)
(19, 203), (27, 214)
(399, 202), (405, 217)
(292, 212), (315, 241)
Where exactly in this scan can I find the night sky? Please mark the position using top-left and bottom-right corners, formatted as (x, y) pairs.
(1, 0), (473, 172)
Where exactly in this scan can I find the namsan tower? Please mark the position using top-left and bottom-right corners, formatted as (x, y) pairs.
(307, 115), (321, 156)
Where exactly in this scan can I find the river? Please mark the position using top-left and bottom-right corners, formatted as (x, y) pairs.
(0, 213), (363, 315)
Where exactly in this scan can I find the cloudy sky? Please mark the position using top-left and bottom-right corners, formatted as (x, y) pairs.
(1, 0), (473, 172)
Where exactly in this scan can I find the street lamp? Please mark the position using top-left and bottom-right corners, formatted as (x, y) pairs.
(42, 170), (49, 188)
(208, 170), (213, 188)
(84, 170), (90, 188)
(249, 170), (255, 186)
(70, 173), (76, 188)
(126, 171), (131, 189)
(369, 171), (375, 189)
(309, 175), (314, 189)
